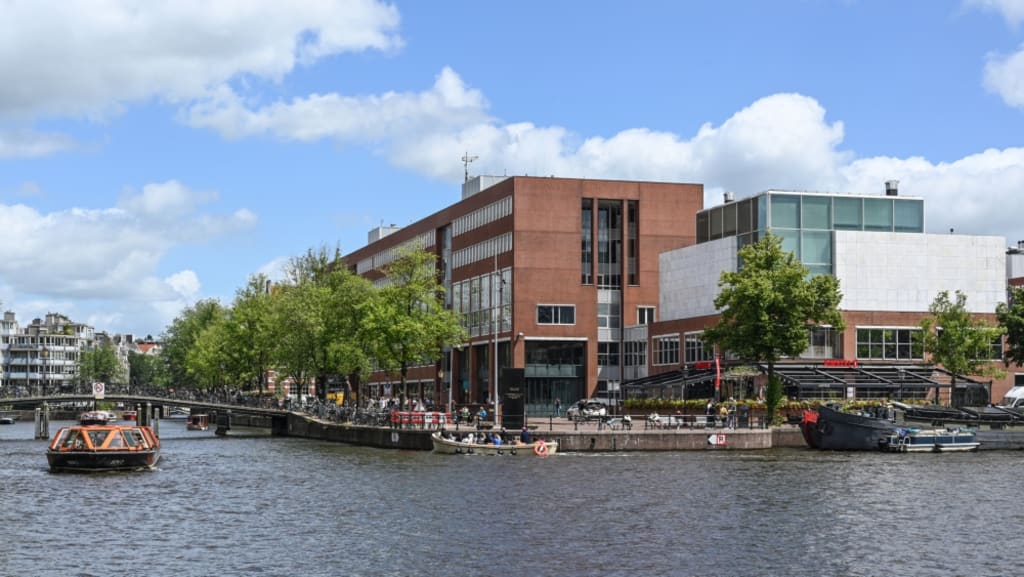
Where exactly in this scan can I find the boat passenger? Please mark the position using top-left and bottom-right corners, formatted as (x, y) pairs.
(491, 434), (502, 446)
(520, 426), (532, 444)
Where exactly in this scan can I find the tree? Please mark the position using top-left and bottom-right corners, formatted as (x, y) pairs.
(79, 341), (127, 388)
(920, 290), (1005, 405)
(996, 286), (1024, 367)
(271, 245), (375, 401)
(364, 247), (466, 398)
(223, 274), (276, 392)
(160, 299), (227, 392)
(128, 350), (168, 391)
(702, 234), (844, 423)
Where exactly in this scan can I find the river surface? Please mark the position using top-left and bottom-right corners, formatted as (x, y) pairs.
(1, 419), (1021, 577)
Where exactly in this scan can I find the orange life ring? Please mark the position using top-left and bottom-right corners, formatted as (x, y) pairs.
(533, 440), (549, 457)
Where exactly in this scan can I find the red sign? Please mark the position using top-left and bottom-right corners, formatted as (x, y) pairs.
(823, 359), (858, 368)
(694, 361), (713, 370)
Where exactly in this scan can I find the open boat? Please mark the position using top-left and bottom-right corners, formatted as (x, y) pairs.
(801, 404), (899, 451)
(46, 423), (161, 472)
(431, 431), (557, 456)
(79, 410), (111, 425)
(884, 427), (980, 453)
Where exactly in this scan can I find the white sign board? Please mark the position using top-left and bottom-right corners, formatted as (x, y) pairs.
(92, 382), (105, 399)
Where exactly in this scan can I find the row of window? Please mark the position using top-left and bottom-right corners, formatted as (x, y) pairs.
(358, 231), (436, 275)
(451, 232), (512, 270)
(452, 196), (512, 237)
(535, 304), (655, 326)
(645, 327), (1002, 366)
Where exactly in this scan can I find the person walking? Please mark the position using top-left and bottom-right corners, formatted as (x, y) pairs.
(554, 397), (562, 417)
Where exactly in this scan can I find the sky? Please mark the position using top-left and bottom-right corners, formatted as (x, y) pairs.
(1, 0), (1024, 338)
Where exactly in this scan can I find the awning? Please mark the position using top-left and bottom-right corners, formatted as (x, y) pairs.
(622, 368), (719, 391)
(766, 363), (988, 392)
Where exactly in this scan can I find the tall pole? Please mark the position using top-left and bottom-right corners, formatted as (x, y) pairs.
(493, 251), (501, 429)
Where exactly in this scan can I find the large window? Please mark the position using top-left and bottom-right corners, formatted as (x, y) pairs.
(684, 332), (714, 364)
(856, 328), (923, 360)
(581, 199), (593, 284)
(537, 305), (575, 325)
(597, 302), (621, 329)
(653, 335), (680, 366)
(598, 342), (620, 367)
(624, 340), (647, 369)
(637, 306), (656, 325)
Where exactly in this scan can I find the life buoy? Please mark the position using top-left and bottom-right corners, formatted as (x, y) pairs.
(533, 440), (549, 457)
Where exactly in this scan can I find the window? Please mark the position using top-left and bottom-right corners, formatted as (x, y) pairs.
(598, 342), (620, 367)
(624, 340), (647, 368)
(684, 332), (714, 364)
(653, 335), (680, 366)
(581, 198), (593, 284)
(770, 194), (801, 229)
(537, 305), (575, 325)
(637, 306), (656, 325)
(597, 302), (621, 329)
(894, 199), (924, 233)
(864, 198), (893, 231)
(856, 328), (923, 360)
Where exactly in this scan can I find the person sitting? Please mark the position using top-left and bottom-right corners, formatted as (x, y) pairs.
(520, 426), (532, 444)
(476, 407), (488, 423)
(491, 433), (502, 446)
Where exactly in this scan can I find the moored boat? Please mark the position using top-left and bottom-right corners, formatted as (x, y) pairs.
(46, 423), (161, 473)
(802, 405), (899, 451)
(884, 427), (980, 453)
(79, 410), (111, 425)
(0, 415), (16, 425)
(431, 431), (557, 456)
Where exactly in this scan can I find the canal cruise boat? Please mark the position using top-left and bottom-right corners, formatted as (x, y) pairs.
(186, 414), (210, 431)
(46, 422), (161, 473)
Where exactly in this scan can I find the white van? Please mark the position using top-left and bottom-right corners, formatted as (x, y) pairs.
(999, 386), (1024, 408)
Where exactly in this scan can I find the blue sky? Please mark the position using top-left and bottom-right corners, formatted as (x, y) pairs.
(1, 0), (1023, 337)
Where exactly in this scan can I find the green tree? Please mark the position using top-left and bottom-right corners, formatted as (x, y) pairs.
(79, 341), (127, 387)
(271, 245), (375, 401)
(160, 299), (227, 392)
(920, 290), (1005, 405)
(702, 233), (844, 423)
(364, 247), (466, 396)
(186, 317), (233, 391)
(128, 350), (168, 391)
(223, 274), (276, 393)
(996, 286), (1024, 367)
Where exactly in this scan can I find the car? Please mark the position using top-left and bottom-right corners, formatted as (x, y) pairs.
(565, 399), (608, 421)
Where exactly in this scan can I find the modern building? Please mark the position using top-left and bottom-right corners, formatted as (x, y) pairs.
(0, 312), (96, 395)
(627, 182), (1013, 404)
(342, 175), (704, 413)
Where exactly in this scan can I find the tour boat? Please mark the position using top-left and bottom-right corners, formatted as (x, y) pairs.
(186, 414), (210, 431)
(122, 410), (137, 421)
(46, 423), (161, 473)
(79, 410), (111, 425)
(431, 431), (557, 456)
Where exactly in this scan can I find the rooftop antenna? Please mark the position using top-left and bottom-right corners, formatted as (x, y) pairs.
(461, 152), (478, 183)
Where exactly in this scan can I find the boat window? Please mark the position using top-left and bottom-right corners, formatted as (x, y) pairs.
(88, 430), (108, 448)
(63, 430), (84, 449)
(107, 432), (124, 448)
(123, 430), (141, 447)
(53, 429), (69, 447)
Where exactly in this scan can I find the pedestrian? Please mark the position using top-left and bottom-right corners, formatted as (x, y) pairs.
(554, 397), (562, 417)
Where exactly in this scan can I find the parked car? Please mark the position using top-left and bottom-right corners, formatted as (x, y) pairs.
(566, 399), (608, 421)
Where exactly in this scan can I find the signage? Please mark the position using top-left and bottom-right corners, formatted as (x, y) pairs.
(823, 359), (858, 368)
(707, 433), (727, 447)
(92, 382), (105, 399)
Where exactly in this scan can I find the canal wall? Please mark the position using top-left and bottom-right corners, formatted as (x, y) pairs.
(279, 412), (808, 452)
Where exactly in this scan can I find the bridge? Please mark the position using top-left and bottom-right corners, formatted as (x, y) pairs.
(0, 394), (292, 437)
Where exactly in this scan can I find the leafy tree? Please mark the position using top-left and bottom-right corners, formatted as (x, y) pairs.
(223, 274), (276, 392)
(186, 317), (233, 391)
(702, 233), (844, 423)
(364, 247), (466, 396)
(160, 299), (227, 392)
(996, 286), (1024, 367)
(79, 341), (127, 387)
(271, 245), (375, 401)
(128, 350), (168, 391)
(920, 290), (1005, 404)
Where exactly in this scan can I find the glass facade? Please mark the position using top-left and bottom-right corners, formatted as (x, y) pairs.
(695, 191), (925, 276)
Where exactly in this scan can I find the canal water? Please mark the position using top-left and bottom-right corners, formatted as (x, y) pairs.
(2, 419), (1020, 577)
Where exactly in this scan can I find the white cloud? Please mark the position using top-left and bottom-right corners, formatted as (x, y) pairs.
(965, 0), (1024, 27)
(984, 44), (1024, 108)
(0, 181), (255, 334)
(0, 130), (74, 158)
(0, 0), (401, 121)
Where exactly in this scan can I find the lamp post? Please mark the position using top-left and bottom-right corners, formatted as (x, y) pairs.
(493, 252), (504, 429)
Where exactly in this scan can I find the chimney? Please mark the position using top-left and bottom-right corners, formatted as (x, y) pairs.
(885, 180), (899, 196)
(723, 191), (735, 203)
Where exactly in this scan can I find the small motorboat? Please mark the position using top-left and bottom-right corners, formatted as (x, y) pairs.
(0, 416), (16, 425)
(186, 414), (210, 431)
(46, 423), (161, 473)
(122, 410), (137, 422)
(884, 427), (980, 453)
(431, 431), (558, 456)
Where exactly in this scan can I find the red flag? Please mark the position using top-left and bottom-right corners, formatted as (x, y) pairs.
(714, 355), (721, 390)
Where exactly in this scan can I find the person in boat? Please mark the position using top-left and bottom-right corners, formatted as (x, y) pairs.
(491, 433), (502, 446)
(520, 426), (532, 444)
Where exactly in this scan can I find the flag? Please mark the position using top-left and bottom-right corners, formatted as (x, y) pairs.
(714, 355), (721, 390)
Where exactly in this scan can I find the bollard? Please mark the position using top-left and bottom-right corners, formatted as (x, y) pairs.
(34, 407), (44, 439)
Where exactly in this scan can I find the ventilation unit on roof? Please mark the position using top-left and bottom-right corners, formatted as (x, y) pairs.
(885, 180), (899, 196)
